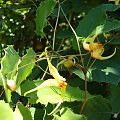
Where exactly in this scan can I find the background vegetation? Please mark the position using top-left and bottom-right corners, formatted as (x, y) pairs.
(0, 0), (120, 120)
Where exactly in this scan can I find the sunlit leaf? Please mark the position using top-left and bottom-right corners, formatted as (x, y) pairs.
(1, 45), (19, 80)
(14, 106), (23, 120)
(37, 87), (62, 104)
(15, 104), (32, 120)
(60, 108), (87, 120)
(0, 100), (14, 120)
(37, 85), (94, 104)
(20, 80), (38, 104)
(16, 48), (36, 88)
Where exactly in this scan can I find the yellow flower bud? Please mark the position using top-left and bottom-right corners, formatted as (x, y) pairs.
(83, 34), (116, 60)
(24, 47), (67, 99)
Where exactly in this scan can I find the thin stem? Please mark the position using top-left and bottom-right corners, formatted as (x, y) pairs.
(57, 39), (64, 51)
(41, 66), (49, 80)
(80, 72), (87, 113)
(88, 59), (96, 69)
(47, 20), (54, 30)
(35, 64), (50, 76)
(31, 0), (37, 8)
(86, 56), (91, 69)
(58, 1), (84, 67)
(53, 4), (60, 50)
(0, 89), (4, 97)
(48, 102), (62, 115)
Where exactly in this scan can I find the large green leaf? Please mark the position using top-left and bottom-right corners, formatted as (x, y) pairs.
(37, 85), (94, 104)
(14, 104), (32, 120)
(73, 52), (120, 85)
(20, 80), (38, 104)
(0, 100), (14, 120)
(76, 4), (120, 37)
(82, 96), (111, 120)
(1, 45), (19, 80)
(90, 53), (120, 85)
(37, 87), (62, 104)
(53, 114), (62, 120)
(14, 106), (23, 120)
(73, 4), (120, 49)
(102, 20), (120, 33)
(16, 48), (36, 88)
(36, 0), (56, 36)
(65, 86), (93, 102)
(60, 108), (87, 120)
(107, 84), (120, 112)
(30, 108), (44, 120)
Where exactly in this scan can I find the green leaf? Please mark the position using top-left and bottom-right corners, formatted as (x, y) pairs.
(14, 106), (23, 120)
(0, 100), (14, 120)
(1, 45), (19, 80)
(82, 96), (111, 120)
(36, 0), (56, 36)
(37, 87), (62, 104)
(108, 84), (120, 112)
(76, 4), (120, 37)
(16, 48), (36, 88)
(72, 68), (92, 82)
(15, 104), (32, 120)
(90, 53), (120, 85)
(56, 29), (73, 39)
(91, 20), (120, 36)
(102, 20), (120, 33)
(37, 85), (94, 104)
(20, 80), (38, 104)
(60, 108), (87, 120)
(73, 4), (120, 49)
(73, 53), (120, 85)
(30, 108), (44, 120)
(65, 86), (94, 102)
(53, 114), (62, 120)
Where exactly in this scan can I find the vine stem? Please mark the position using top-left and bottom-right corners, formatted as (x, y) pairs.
(0, 89), (4, 97)
(80, 69), (87, 113)
(31, 0), (37, 8)
(88, 59), (96, 69)
(53, 4), (60, 50)
(58, 0), (84, 67)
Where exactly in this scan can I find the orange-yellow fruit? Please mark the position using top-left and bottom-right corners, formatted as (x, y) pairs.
(7, 80), (16, 91)
(63, 59), (75, 69)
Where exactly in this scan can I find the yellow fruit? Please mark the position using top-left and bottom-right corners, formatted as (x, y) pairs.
(63, 59), (75, 69)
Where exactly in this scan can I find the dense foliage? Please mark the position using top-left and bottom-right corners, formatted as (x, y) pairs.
(0, 0), (120, 120)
